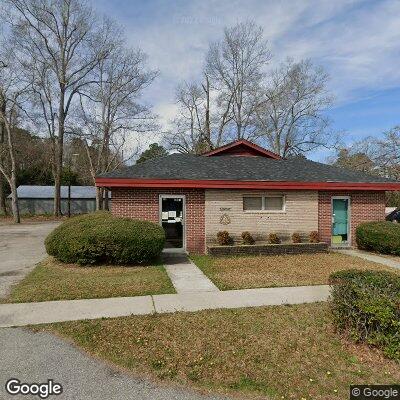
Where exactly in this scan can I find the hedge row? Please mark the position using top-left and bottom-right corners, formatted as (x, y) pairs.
(329, 269), (400, 360)
(45, 211), (165, 265)
(356, 221), (400, 255)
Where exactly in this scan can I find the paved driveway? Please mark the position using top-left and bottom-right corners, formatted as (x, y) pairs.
(0, 328), (227, 400)
(0, 222), (59, 298)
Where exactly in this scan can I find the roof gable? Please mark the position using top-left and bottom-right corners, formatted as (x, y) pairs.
(202, 139), (281, 159)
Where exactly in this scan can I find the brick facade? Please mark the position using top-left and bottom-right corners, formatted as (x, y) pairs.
(111, 188), (205, 253)
(110, 187), (386, 254)
(318, 191), (386, 246)
(205, 189), (318, 243)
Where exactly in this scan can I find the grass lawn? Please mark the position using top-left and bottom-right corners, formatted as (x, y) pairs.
(41, 303), (400, 400)
(191, 252), (400, 290)
(6, 257), (175, 303)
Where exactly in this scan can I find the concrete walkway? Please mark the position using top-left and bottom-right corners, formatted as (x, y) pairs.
(162, 253), (219, 293)
(335, 249), (400, 270)
(0, 285), (330, 328)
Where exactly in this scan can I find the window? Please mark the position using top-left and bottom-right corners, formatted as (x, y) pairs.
(243, 196), (263, 211)
(243, 195), (285, 212)
(265, 196), (284, 211)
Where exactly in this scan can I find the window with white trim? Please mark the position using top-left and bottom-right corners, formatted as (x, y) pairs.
(243, 195), (285, 212)
(243, 196), (263, 211)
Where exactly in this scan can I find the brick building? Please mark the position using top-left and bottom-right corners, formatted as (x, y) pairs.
(96, 140), (399, 254)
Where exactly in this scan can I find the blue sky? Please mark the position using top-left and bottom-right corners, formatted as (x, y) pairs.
(95, 0), (400, 161)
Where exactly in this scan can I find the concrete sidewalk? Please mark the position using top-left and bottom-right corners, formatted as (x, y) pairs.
(162, 253), (219, 293)
(0, 285), (330, 328)
(334, 249), (400, 270)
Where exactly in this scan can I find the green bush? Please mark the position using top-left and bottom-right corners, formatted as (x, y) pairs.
(45, 211), (165, 265)
(356, 221), (400, 255)
(329, 269), (400, 360)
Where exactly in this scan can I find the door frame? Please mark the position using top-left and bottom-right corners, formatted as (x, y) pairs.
(159, 194), (186, 252)
(331, 196), (351, 246)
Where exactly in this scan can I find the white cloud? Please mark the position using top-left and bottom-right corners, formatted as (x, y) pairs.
(95, 0), (400, 133)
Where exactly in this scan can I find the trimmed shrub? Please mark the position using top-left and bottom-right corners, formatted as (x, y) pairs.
(45, 211), (165, 265)
(356, 221), (400, 255)
(291, 232), (301, 243)
(268, 233), (281, 244)
(309, 231), (319, 243)
(241, 231), (255, 245)
(329, 269), (400, 360)
(217, 231), (233, 245)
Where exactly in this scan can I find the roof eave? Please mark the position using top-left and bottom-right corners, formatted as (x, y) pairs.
(95, 177), (400, 191)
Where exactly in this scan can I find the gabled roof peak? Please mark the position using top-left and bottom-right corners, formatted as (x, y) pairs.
(202, 139), (282, 159)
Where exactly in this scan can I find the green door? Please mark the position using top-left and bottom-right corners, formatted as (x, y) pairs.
(332, 198), (349, 241)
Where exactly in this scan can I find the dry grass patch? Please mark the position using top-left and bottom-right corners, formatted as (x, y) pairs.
(6, 257), (174, 302)
(42, 303), (400, 400)
(191, 252), (400, 290)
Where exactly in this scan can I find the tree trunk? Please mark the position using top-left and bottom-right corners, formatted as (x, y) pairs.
(54, 89), (65, 216)
(53, 166), (62, 216)
(104, 188), (109, 211)
(9, 173), (20, 223)
(96, 186), (103, 210)
(2, 110), (20, 223)
(0, 173), (7, 215)
(203, 74), (212, 151)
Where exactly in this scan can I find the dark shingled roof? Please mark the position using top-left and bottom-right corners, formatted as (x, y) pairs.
(99, 154), (397, 184)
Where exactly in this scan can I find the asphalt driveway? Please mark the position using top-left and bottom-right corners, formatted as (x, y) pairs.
(0, 222), (59, 298)
(0, 327), (227, 400)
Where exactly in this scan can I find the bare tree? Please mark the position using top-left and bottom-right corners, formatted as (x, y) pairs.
(167, 81), (208, 154)
(0, 81), (7, 216)
(330, 128), (400, 206)
(0, 57), (28, 223)
(167, 21), (270, 153)
(331, 127), (400, 179)
(6, 0), (111, 215)
(167, 74), (233, 154)
(373, 127), (400, 179)
(205, 21), (271, 140)
(333, 148), (376, 174)
(255, 59), (335, 157)
(73, 41), (158, 209)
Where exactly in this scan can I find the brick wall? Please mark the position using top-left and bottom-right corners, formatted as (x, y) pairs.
(111, 188), (205, 254)
(110, 188), (386, 253)
(318, 191), (386, 246)
(205, 189), (319, 243)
